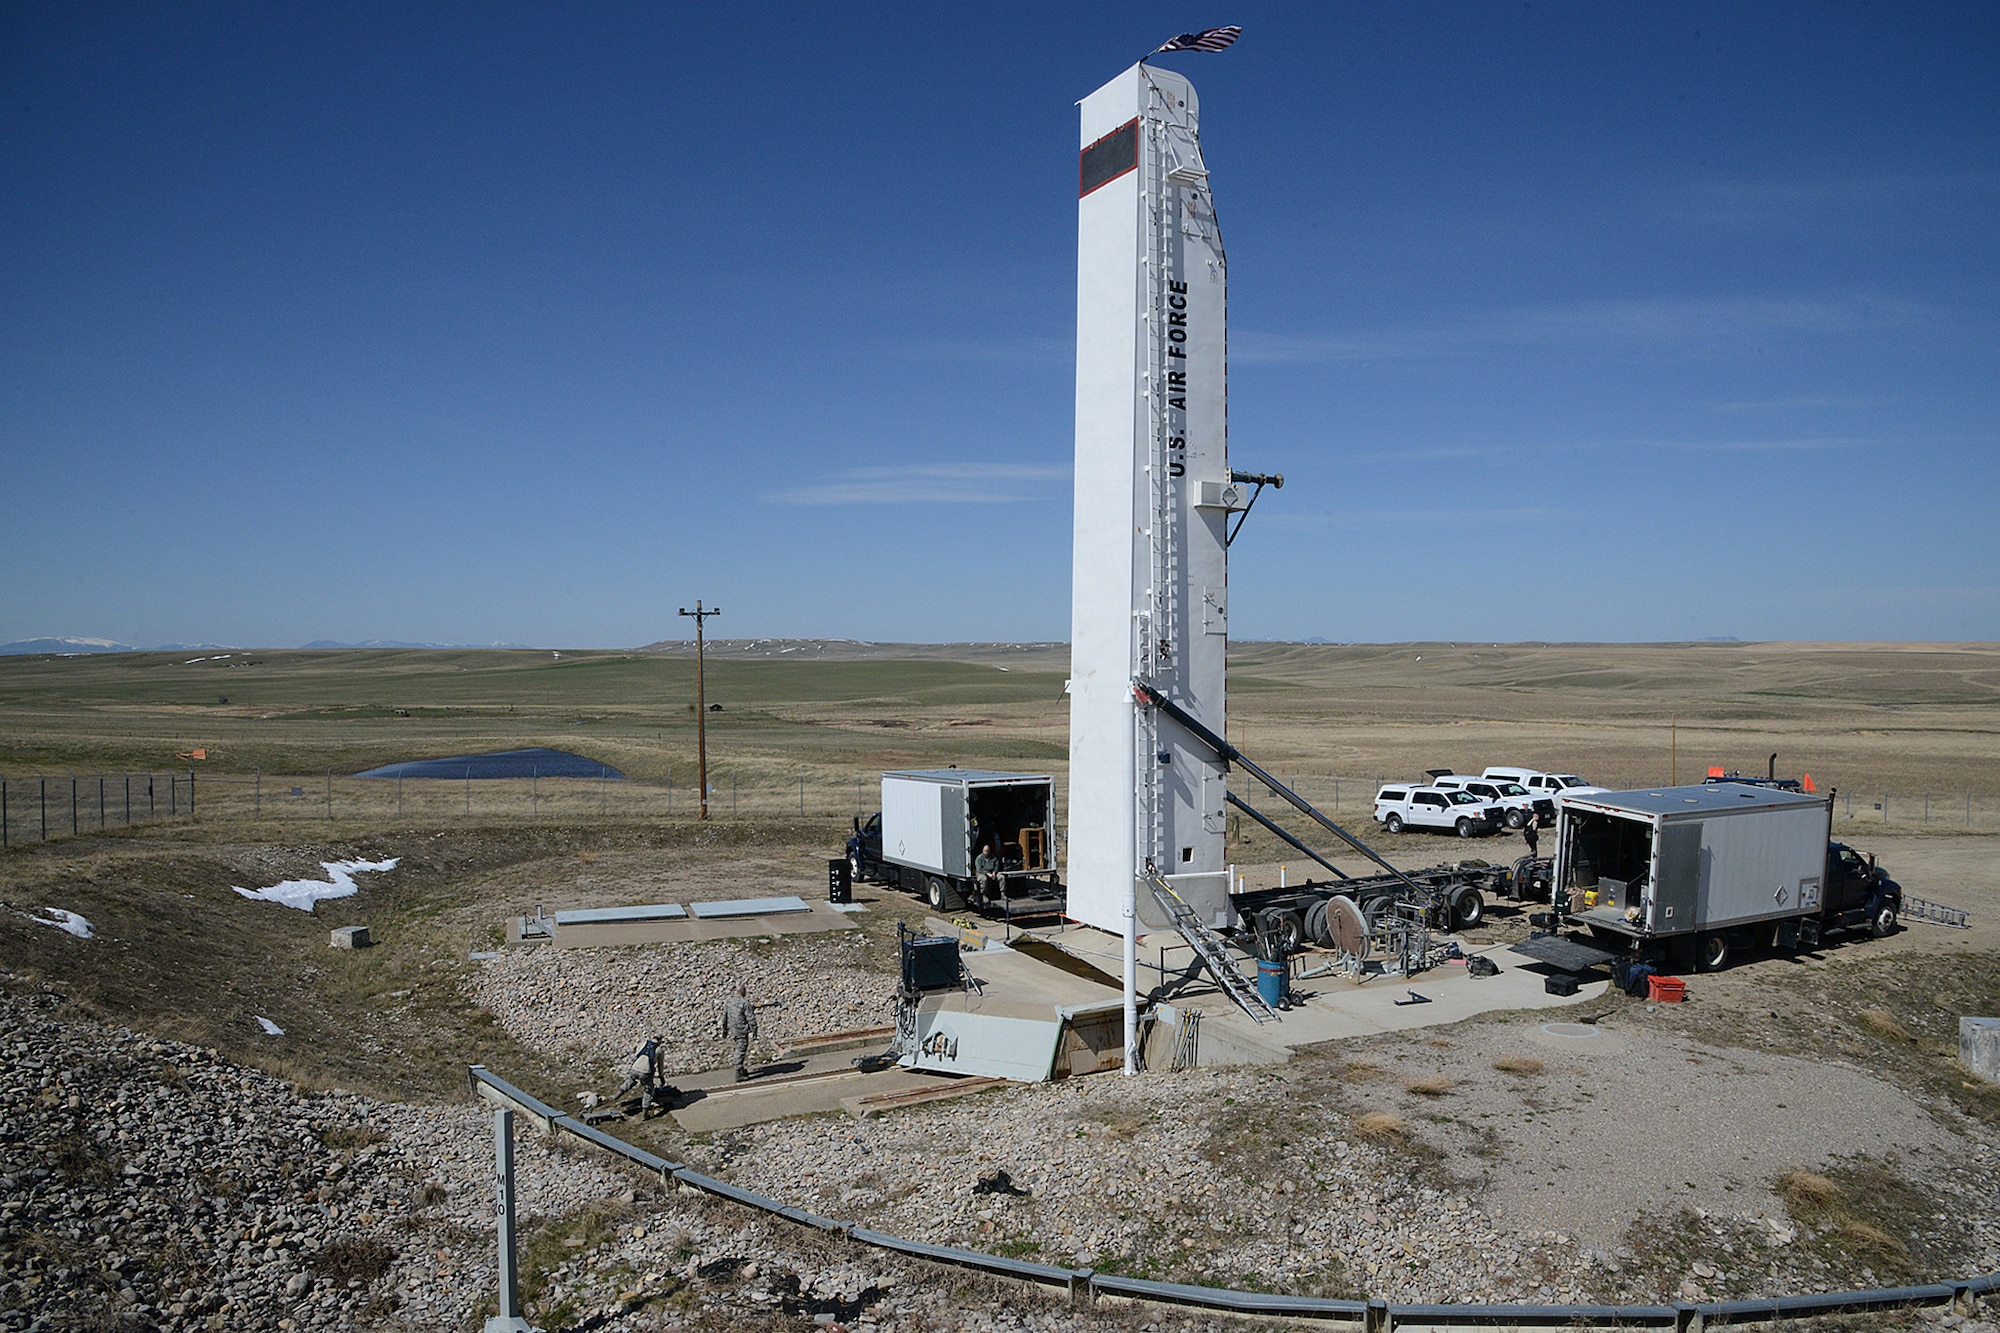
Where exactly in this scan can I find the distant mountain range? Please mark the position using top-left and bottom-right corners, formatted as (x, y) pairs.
(298, 639), (535, 650)
(0, 637), (140, 655)
(0, 637), (535, 655)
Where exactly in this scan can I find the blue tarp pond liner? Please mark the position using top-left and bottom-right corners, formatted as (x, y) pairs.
(356, 748), (623, 780)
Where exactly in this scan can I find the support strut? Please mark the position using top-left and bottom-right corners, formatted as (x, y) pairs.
(1224, 792), (1347, 880)
(1133, 680), (1441, 910)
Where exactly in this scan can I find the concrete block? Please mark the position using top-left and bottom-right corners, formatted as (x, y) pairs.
(1963, 1017), (2000, 1085)
(330, 925), (372, 950)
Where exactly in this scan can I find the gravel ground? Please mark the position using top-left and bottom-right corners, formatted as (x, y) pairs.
(470, 933), (892, 1081)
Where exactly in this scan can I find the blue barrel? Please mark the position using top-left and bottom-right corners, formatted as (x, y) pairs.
(1255, 958), (1287, 1007)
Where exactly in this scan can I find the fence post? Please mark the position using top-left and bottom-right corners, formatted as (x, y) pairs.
(732, 773), (737, 817)
(41, 777), (48, 841)
(465, 766), (471, 816)
(98, 775), (105, 830)
(799, 772), (805, 816)
(485, 1107), (535, 1332)
(2, 779), (7, 848)
(532, 767), (538, 820)
(325, 769), (332, 821)
(1924, 792), (1930, 824)
(1883, 792), (1889, 823)
(71, 777), (78, 836)
(667, 770), (673, 814)
(124, 775), (131, 826)
(189, 770), (195, 820)
(1969, 793), (1973, 828)
(169, 773), (176, 817)
(396, 773), (402, 819)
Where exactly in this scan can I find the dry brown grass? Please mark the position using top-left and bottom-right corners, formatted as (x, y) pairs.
(1837, 1220), (1908, 1258)
(1858, 1008), (1914, 1042)
(1351, 1110), (1408, 1144)
(1341, 1060), (1386, 1082)
(1491, 1055), (1545, 1076)
(1405, 1075), (1454, 1096)
(1776, 1169), (1842, 1218)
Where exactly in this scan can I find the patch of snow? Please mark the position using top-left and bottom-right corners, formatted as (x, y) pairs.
(255, 1016), (285, 1035)
(233, 857), (400, 911)
(30, 908), (94, 939)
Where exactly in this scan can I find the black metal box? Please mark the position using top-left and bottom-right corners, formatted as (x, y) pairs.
(1544, 973), (1581, 996)
(826, 858), (852, 904)
(901, 936), (961, 993)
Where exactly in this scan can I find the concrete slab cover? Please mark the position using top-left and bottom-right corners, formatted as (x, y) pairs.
(688, 896), (811, 919)
(902, 1009), (1061, 1082)
(1964, 1016), (2000, 1085)
(552, 903), (688, 926)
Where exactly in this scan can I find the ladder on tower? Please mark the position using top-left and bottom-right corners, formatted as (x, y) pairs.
(1143, 872), (1275, 1025)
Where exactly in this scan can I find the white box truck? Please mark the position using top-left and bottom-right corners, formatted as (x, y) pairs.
(1552, 782), (1872, 971)
(846, 769), (1062, 916)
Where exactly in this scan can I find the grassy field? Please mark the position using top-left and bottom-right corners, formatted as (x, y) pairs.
(2, 639), (1996, 1103)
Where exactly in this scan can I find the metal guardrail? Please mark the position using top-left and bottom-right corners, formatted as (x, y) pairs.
(466, 1065), (1995, 1331)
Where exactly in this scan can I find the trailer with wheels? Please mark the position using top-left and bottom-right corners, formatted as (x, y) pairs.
(851, 769), (1064, 919)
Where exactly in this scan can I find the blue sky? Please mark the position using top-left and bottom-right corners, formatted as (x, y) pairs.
(3, 3), (1995, 647)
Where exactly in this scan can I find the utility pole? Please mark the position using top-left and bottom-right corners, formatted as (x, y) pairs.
(678, 600), (721, 820)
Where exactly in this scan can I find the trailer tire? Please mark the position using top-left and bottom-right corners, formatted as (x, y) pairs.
(925, 876), (964, 912)
(1450, 887), (1486, 931)
(1455, 817), (1476, 839)
(1305, 900), (1330, 947)
(1509, 856), (1540, 901)
(1696, 931), (1730, 972)
(1262, 909), (1305, 956)
(1870, 899), (1899, 938)
(1385, 813), (1404, 834)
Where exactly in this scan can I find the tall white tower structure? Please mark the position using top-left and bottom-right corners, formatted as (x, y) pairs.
(1068, 61), (1243, 1065)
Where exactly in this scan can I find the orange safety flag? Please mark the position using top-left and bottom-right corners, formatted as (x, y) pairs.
(1707, 766), (1725, 779)
(1802, 773), (1816, 793)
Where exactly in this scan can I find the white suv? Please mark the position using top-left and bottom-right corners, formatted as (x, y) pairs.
(1373, 784), (1505, 838)
(1481, 767), (1605, 818)
(1431, 775), (1537, 829)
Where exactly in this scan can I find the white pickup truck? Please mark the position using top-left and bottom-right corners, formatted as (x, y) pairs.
(1431, 775), (1538, 829)
(1373, 784), (1506, 838)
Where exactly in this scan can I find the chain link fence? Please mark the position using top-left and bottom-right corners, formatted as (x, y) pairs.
(6, 768), (1997, 848)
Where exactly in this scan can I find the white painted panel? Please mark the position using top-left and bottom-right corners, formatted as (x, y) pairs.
(881, 775), (946, 874)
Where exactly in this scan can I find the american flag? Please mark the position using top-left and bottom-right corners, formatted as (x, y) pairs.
(1156, 25), (1241, 54)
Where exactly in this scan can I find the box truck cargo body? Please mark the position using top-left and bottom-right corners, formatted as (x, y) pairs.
(1553, 783), (1832, 967)
(860, 770), (1060, 914)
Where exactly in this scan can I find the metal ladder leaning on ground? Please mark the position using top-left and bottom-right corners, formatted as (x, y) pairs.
(1143, 871), (1275, 1024)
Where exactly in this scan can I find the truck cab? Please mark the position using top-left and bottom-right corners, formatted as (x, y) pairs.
(1823, 841), (1901, 938)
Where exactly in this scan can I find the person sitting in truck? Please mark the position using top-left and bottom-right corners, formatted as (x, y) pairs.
(973, 843), (1003, 902)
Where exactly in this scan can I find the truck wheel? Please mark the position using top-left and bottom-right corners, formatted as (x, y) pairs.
(925, 877), (964, 912)
(1261, 909), (1305, 956)
(1450, 888), (1485, 931)
(1509, 856), (1540, 901)
(848, 851), (867, 885)
(1505, 809), (1527, 830)
(1696, 932), (1730, 972)
(1455, 817), (1475, 839)
(1870, 899), (1899, 938)
(1305, 900), (1330, 947)
(1385, 813), (1404, 834)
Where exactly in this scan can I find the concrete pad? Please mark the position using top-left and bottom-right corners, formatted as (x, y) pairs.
(507, 897), (859, 949)
(1011, 922), (1609, 1067)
